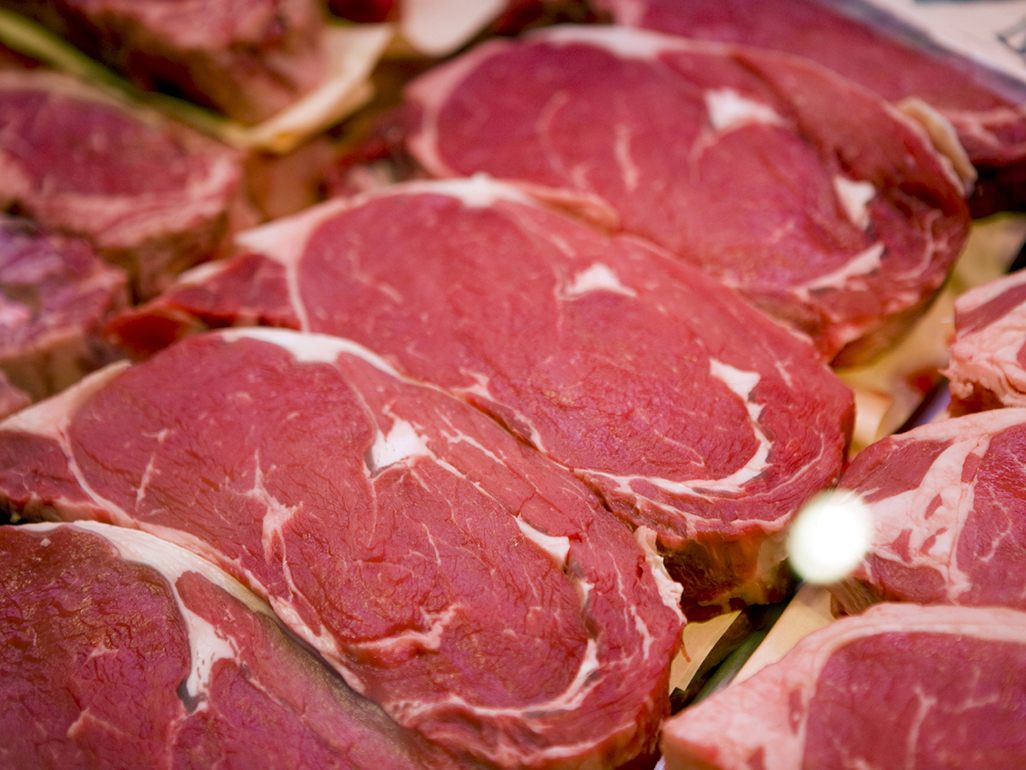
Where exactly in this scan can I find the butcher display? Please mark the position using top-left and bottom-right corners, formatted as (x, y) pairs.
(0, 68), (255, 298)
(0, 0), (329, 123)
(945, 268), (1026, 414)
(0, 520), (459, 769)
(660, 602), (1026, 770)
(828, 408), (1026, 615)
(403, 25), (971, 364)
(0, 327), (684, 769)
(0, 214), (128, 402)
(107, 177), (855, 618)
(592, 0), (1026, 217)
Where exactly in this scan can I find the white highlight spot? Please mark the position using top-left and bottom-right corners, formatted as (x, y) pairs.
(787, 490), (874, 584)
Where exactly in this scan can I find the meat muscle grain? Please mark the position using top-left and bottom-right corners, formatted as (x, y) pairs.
(0, 328), (684, 769)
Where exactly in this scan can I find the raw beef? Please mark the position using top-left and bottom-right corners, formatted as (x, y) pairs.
(107, 177), (855, 618)
(0, 69), (255, 298)
(593, 0), (1026, 217)
(0, 0), (328, 124)
(944, 269), (1026, 414)
(0, 520), (458, 770)
(403, 25), (971, 364)
(0, 328), (684, 769)
(660, 602), (1026, 770)
(0, 370), (28, 418)
(0, 214), (128, 401)
(828, 408), (1026, 615)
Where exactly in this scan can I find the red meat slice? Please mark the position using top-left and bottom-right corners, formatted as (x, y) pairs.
(0, 0), (328, 123)
(107, 178), (855, 618)
(661, 602), (1026, 770)
(944, 269), (1026, 414)
(594, 0), (1026, 217)
(0, 214), (128, 401)
(0, 328), (684, 769)
(0, 521), (458, 769)
(403, 25), (970, 364)
(0, 69), (255, 298)
(830, 408), (1026, 614)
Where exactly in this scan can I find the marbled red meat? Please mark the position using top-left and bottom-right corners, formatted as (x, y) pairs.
(0, 521), (460, 769)
(403, 25), (970, 364)
(0, 328), (684, 769)
(661, 602), (1026, 770)
(0, 214), (128, 401)
(108, 178), (854, 618)
(830, 408), (1026, 614)
(0, 69), (255, 297)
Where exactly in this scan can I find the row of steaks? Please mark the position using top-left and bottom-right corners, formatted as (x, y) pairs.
(1, 0), (1026, 768)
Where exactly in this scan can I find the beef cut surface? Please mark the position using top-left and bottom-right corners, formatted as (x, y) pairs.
(0, 521), (454, 770)
(595, 0), (1026, 217)
(944, 269), (1026, 414)
(0, 0), (328, 123)
(403, 25), (970, 364)
(109, 177), (855, 617)
(0, 214), (128, 401)
(0, 69), (254, 298)
(0, 328), (683, 769)
(661, 602), (1026, 770)
(829, 408), (1026, 614)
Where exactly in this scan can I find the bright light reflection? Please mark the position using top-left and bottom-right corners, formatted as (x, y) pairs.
(787, 490), (874, 585)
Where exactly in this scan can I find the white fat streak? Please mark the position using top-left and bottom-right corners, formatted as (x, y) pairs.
(613, 124), (640, 191)
(219, 327), (402, 375)
(388, 173), (538, 209)
(23, 521), (270, 707)
(798, 242), (886, 295)
(833, 175), (877, 230)
(948, 300), (1026, 409)
(369, 418), (433, 471)
(515, 518), (571, 569)
(562, 262), (637, 298)
(346, 605), (459, 656)
(531, 24), (670, 60)
(634, 526), (685, 619)
(704, 88), (786, 133)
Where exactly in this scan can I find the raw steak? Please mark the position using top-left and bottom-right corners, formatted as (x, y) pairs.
(107, 177), (855, 617)
(828, 408), (1026, 615)
(661, 602), (1026, 770)
(0, 328), (684, 769)
(0, 214), (128, 401)
(0, 520), (457, 770)
(0, 370), (28, 417)
(0, 0), (328, 123)
(403, 24), (971, 364)
(593, 0), (1026, 217)
(0, 69), (255, 298)
(944, 269), (1026, 414)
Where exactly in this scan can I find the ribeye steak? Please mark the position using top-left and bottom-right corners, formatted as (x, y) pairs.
(829, 408), (1026, 614)
(661, 602), (1026, 770)
(403, 25), (971, 364)
(0, 328), (684, 769)
(0, 521), (457, 769)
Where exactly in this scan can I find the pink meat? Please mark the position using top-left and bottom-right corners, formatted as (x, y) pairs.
(661, 602), (1026, 770)
(107, 178), (855, 618)
(0, 0), (328, 123)
(594, 0), (1026, 217)
(0, 70), (255, 298)
(0, 328), (684, 769)
(403, 25), (970, 364)
(944, 269), (1026, 414)
(0, 521), (457, 769)
(0, 215), (128, 401)
(830, 408), (1026, 614)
